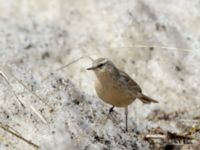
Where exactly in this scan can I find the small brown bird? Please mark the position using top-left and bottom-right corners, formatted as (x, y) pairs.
(87, 58), (158, 131)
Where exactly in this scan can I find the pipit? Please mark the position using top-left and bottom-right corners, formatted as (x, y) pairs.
(87, 58), (158, 131)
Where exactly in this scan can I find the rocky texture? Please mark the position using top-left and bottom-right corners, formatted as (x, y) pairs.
(0, 0), (200, 149)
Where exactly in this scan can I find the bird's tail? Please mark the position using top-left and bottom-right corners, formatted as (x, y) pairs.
(139, 94), (158, 104)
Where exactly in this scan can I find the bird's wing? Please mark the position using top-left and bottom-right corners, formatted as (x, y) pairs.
(119, 70), (142, 93)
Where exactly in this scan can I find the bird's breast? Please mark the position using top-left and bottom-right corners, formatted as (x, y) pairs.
(95, 79), (134, 107)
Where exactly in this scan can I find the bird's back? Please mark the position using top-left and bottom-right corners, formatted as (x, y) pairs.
(118, 70), (142, 94)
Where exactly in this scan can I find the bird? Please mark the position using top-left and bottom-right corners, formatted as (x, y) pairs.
(87, 58), (158, 131)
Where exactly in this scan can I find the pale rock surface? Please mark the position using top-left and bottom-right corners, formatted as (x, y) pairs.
(0, 0), (199, 149)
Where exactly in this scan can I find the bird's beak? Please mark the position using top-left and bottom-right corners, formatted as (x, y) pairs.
(87, 66), (96, 70)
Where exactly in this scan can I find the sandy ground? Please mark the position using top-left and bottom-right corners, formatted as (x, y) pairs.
(0, 0), (200, 149)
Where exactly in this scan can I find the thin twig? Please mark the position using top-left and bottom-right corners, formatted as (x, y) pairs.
(132, 44), (194, 52)
(30, 106), (47, 124)
(42, 55), (94, 81)
(0, 71), (25, 108)
(0, 124), (40, 149)
(108, 44), (196, 52)
(145, 134), (166, 139)
(144, 132), (195, 145)
(0, 134), (21, 150)
(9, 72), (53, 110)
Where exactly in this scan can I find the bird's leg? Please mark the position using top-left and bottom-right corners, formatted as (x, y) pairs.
(106, 106), (115, 120)
(109, 106), (115, 114)
(125, 106), (128, 132)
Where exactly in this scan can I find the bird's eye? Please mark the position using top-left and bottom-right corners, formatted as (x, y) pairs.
(97, 63), (104, 68)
